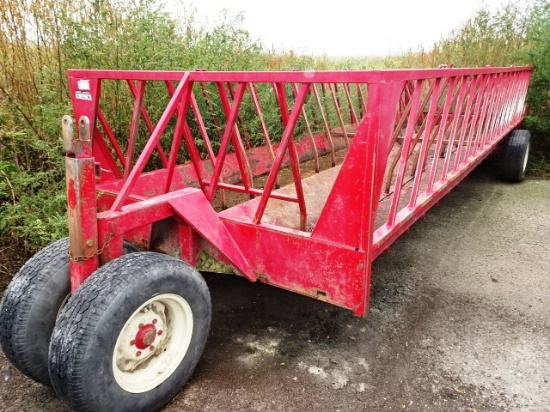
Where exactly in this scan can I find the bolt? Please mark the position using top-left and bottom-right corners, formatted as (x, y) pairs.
(157, 330), (163, 336)
(130, 340), (135, 346)
(149, 345), (155, 351)
(152, 319), (157, 325)
(136, 351), (142, 357)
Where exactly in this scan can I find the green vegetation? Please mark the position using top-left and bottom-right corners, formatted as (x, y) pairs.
(0, 0), (548, 264)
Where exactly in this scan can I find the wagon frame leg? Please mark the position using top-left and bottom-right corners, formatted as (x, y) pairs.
(64, 116), (100, 293)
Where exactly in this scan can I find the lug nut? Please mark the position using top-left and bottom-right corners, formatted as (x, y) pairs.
(138, 323), (144, 329)
(136, 351), (142, 357)
(130, 340), (135, 346)
(152, 319), (157, 325)
(149, 345), (155, 351)
(157, 330), (163, 336)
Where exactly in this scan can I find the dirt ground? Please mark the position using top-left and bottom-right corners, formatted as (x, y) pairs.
(0, 164), (549, 411)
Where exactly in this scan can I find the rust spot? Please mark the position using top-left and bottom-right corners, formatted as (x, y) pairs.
(257, 274), (269, 283)
(67, 179), (77, 209)
(316, 290), (327, 299)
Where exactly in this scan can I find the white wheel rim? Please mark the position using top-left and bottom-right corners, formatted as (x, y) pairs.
(522, 143), (530, 173)
(112, 293), (194, 393)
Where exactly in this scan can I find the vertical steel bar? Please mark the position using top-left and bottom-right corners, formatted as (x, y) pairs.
(248, 83), (276, 164)
(501, 72), (522, 132)
(312, 84), (336, 166)
(206, 83), (247, 201)
(329, 83), (350, 149)
(217, 82), (254, 193)
(248, 83), (280, 187)
(97, 108), (125, 167)
(513, 72), (529, 123)
(227, 82), (253, 149)
(111, 73), (191, 211)
(472, 75), (494, 154)
(278, 83), (309, 231)
(409, 78), (443, 207)
(499, 72), (517, 132)
(200, 82), (222, 139)
(190, 93), (216, 162)
(163, 92), (188, 194)
(440, 76), (468, 180)
(253, 83), (311, 229)
(165, 81), (217, 192)
(427, 77), (458, 193)
(387, 80), (423, 226)
(479, 73), (500, 148)
(464, 75), (489, 160)
(517, 72), (531, 121)
(385, 80), (436, 193)
(191, 92), (230, 205)
(491, 72), (509, 138)
(357, 83), (367, 118)
(452, 75), (480, 170)
(291, 83), (319, 172)
(343, 84), (358, 126)
(124, 80), (145, 180)
(126, 80), (169, 167)
(166, 81), (217, 166)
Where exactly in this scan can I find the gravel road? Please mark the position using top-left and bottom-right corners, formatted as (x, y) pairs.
(1, 164), (549, 411)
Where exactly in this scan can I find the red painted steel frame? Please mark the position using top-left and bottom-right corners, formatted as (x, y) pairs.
(65, 67), (531, 316)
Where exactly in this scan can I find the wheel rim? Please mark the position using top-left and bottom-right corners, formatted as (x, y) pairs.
(112, 293), (194, 393)
(522, 143), (530, 173)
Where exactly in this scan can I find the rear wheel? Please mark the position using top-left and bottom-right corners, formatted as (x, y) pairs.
(501, 129), (530, 182)
(48, 252), (211, 412)
(0, 238), (138, 386)
(0, 238), (70, 386)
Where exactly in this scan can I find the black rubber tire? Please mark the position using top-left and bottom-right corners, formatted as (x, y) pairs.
(501, 129), (531, 182)
(0, 238), (70, 386)
(48, 252), (211, 412)
(0, 238), (139, 386)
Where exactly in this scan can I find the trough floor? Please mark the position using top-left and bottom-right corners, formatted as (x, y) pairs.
(217, 141), (454, 234)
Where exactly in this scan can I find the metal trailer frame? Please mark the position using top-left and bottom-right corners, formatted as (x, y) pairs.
(0, 66), (533, 411)
(64, 66), (531, 317)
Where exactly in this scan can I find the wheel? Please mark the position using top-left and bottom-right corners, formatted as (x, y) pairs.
(501, 129), (530, 182)
(0, 238), (70, 386)
(48, 252), (211, 412)
(0, 238), (138, 386)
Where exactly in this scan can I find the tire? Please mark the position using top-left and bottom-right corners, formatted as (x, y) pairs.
(501, 129), (530, 182)
(0, 238), (138, 386)
(48, 252), (211, 412)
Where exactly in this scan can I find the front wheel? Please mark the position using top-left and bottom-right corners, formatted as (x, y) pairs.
(48, 252), (211, 412)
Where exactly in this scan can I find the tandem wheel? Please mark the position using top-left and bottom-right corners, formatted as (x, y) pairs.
(501, 129), (531, 182)
(0, 238), (137, 386)
(48, 252), (211, 412)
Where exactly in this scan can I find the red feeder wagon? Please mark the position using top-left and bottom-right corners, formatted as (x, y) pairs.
(0, 66), (532, 411)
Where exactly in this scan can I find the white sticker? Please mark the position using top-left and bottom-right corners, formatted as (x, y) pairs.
(75, 91), (92, 101)
(77, 79), (90, 90)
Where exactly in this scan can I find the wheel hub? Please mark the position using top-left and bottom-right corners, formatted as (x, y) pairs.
(112, 293), (195, 393)
(134, 324), (156, 349)
(115, 302), (168, 372)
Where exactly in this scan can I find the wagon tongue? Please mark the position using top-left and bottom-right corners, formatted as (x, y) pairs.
(168, 188), (256, 282)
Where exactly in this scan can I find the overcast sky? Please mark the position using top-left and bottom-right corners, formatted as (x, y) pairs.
(174, 0), (523, 57)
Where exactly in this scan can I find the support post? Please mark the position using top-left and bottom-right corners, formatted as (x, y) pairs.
(65, 116), (99, 292)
